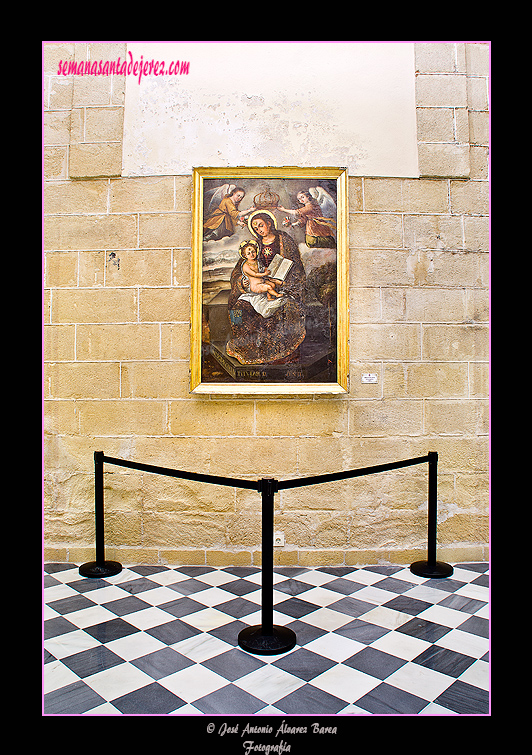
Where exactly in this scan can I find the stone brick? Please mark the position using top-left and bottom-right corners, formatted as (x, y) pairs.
(121, 362), (189, 399)
(44, 179), (109, 215)
(44, 213), (137, 251)
(423, 324), (489, 361)
(255, 400), (348, 437)
(349, 399), (423, 437)
(75, 324), (160, 360)
(45, 362), (121, 399)
(77, 399), (167, 436)
(139, 213), (191, 249)
(168, 400), (255, 437)
(350, 324), (421, 361)
(349, 213), (403, 249)
(139, 287), (190, 323)
(110, 176), (176, 213)
(384, 362), (469, 399)
(69, 143), (123, 178)
(43, 110), (71, 146)
(45, 252), (78, 288)
(418, 143), (470, 178)
(415, 43), (461, 74)
(51, 288), (138, 323)
(416, 74), (468, 107)
(84, 106), (124, 142)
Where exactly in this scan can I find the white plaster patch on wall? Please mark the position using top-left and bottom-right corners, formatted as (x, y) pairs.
(122, 42), (419, 178)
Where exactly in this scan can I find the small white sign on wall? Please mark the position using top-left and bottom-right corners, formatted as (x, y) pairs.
(122, 42), (419, 178)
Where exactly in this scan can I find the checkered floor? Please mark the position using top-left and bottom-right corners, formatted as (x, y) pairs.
(43, 562), (489, 716)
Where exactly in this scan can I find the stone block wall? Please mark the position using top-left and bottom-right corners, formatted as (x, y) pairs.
(43, 42), (489, 567)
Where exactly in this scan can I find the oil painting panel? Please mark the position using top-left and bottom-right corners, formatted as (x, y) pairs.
(191, 167), (348, 394)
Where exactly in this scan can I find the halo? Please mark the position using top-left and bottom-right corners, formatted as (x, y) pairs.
(248, 209), (277, 238)
(238, 238), (259, 258)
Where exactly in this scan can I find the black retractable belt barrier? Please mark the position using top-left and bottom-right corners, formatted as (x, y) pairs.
(79, 450), (453, 654)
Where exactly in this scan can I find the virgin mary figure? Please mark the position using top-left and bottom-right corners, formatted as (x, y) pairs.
(225, 211), (307, 366)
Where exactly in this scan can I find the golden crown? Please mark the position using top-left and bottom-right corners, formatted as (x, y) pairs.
(253, 188), (280, 210)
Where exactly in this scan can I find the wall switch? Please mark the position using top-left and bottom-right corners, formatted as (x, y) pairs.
(274, 532), (285, 547)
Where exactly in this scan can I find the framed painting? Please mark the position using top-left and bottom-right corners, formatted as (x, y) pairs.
(190, 166), (349, 394)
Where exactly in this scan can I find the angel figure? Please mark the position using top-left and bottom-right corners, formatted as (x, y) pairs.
(203, 184), (256, 242)
(278, 187), (336, 248)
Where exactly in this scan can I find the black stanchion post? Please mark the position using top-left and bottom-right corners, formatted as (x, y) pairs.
(238, 478), (296, 655)
(79, 452), (122, 578)
(410, 452), (453, 579)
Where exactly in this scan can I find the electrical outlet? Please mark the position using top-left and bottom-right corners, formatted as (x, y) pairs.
(273, 531), (285, 547)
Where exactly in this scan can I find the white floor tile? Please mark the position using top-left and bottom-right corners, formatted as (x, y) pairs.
(183, 607), (240, 631)
(370, 630), (431, 661)
(139, 586), (191, 606)
(436, 628), (489, 659)
(302, 607), (353, 631)
(237, 665), (305, 704)
(159, 664), (228, 703)
(305, 633), (365, 662)
(385, 662), (454, 701)
(171, 634), (233, 662)
(419, 701), (458, 715)
(311, 664), (379, 701)
(302, 586), (348, 606)
(458, 659), (490, 691)
(45, 628), (101, 660)
(65, 605), (118, 629)
(360, 606), (412, 630)
(84, 662), (154, 700)
(417, 604), (470, 628)
(44, 659), (81, 694)
(350, 586), (397, 605)
(123, 607), (179, 630)
(105, 631), (167, 661)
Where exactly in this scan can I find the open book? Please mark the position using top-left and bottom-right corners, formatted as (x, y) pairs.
(267, 254), (293, 282)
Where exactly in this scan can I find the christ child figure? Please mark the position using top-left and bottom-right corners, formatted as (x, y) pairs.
(239, 240), (283, 300)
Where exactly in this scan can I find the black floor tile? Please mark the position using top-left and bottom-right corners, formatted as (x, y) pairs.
(193, 684), (265, 714)
(284, 620), (328, 646)
(131, 647), (195, 679)
(44, 616), (78, 639)
(272, 648), (336, 681)
(112, 682), (186, 714)
(201, 648), (266, 682)
(146, 618), (201, 645)
(322, 577), (364, 595)
(275, 597), (321, 619)
(328, 595), (376, 617)
(412, 645), (475, 678)
(102, 595), (152, 616)
(275, 579), (314, 596)
(458, 615), (489, 638)
(342, 646), (406, 680)
(333, 618), (389, 645)
(396, 617), (451, 643)
(44, 680), (106, 714)
(382, 595), (433, 616)
(274, 683), (347, 714)
(48, 594), (97, 615)
(214, 597), (260, 618)
(434, 680), (489, 714)
(83, 618), (140, 644)
(355, 682), (428, 714)
(61, 645), (125, 678)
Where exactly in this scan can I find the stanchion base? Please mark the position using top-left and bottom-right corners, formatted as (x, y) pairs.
(410, 560), (453, 579)
(79, 560), (122, 578)
(238, 625), (297, 655)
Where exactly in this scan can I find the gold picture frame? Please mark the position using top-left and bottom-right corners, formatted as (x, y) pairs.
(191, 166), (349, 395)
